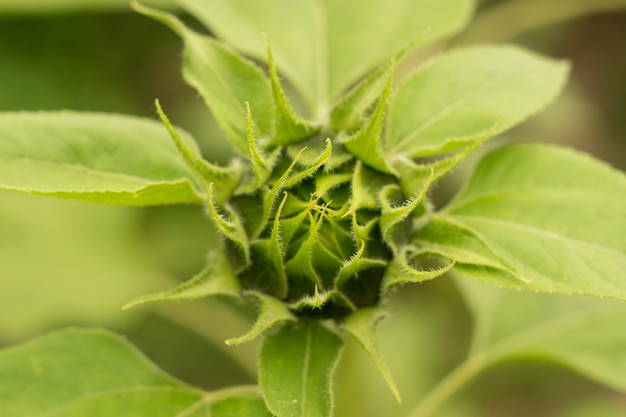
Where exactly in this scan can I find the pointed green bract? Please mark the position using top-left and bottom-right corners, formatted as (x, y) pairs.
(329, 33), (427, 132)
(122, 250), (241, 310)
(156, 99), (240, 204)
(251, 147), (306, 239)
(342, 58), (396, 174)
(0, 112), (203, 206)
(284, 139), (332, 188)
(285, 212), (325, 292)
(341, 307), (401, 403)
(387, 46), (569, 157)
(413, 216), (526, 284)
(265, 37), (320, 147)
(394, 123), (497, 197)
(241, 102), (274, 193)
(380, 247), (456, 293)
(259, 320), (343, 417)
(335, 241), (387, 290)
(178, 0), (473, 108)
(289, 290), (356, 318)
(379, 168), (434, 253)
(134, 2), (274, 154)
(246, 193), (289, 298)
(207, 185), (251, 267)
(443, 143), (626, 298)
(329, 62), (389, 133)
(226, 292), (295, 346)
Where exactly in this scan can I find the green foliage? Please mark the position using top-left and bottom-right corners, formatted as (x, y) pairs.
(177, 0), (473, 110)
(0, 329), (270, 417)
(259, 321), (343, 417)
(1, 0), (626, 416)
(0, 112), (203, 205)
(427, 144), (626, 298)
(387, 46), (569, 157)
(457, 278), (626, 392)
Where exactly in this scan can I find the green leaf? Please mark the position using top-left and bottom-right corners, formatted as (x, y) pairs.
(0, 112), (203, 205)
(0, 328), (200, 417)
(226, 292), (295, 346)
(259, 320), (344, 417)
(0, 328), (269, 417)
(133, 2), (274, 154)
(443, 143), (626, 299)
(122, 249), (241, 309)
(387, 46), (569, 157)
(341, 307), (401, 404)
(456, 276), (626, 393)
(178, 0), (473, 110)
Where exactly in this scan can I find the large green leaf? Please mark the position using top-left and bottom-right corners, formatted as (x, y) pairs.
(259, 321), (343, 417)
(0, 328), (271, 417)
(456, 277), (626, 393)
(387, 46), (569, 157)
(178, 0), (473, 111)
(439, 143), (626, 298)
(0, 112), (204, 205)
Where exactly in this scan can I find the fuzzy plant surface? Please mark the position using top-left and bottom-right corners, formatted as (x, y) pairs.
(1, 0), (626, 416)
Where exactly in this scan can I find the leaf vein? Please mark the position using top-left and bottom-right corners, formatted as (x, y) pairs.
(391, 76), (503, 153)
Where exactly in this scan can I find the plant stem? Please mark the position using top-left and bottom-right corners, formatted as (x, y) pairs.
(406, 354), (487, 417)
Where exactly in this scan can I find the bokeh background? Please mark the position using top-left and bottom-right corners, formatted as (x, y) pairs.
(1, 1), (625, 416)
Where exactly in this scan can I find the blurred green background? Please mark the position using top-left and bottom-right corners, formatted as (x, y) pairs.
(1, 0), (625, 415)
